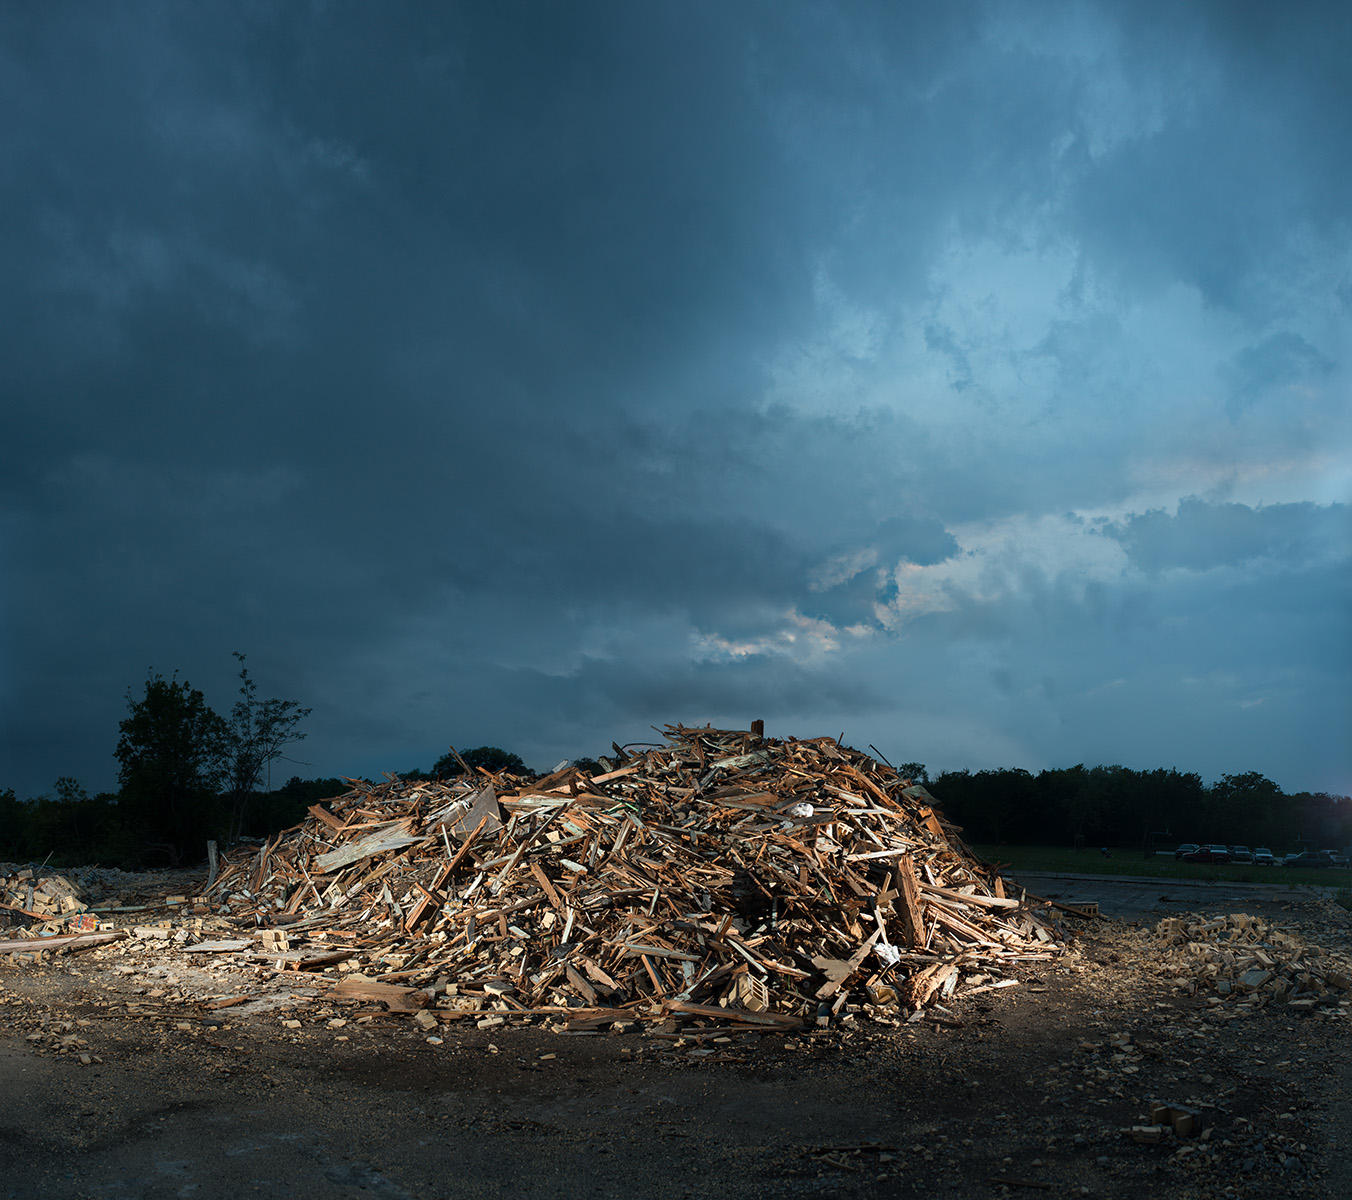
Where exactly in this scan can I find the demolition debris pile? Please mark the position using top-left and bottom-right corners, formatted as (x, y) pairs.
(207, 725), (1064, 1030)
(1, 864), (200, 938)
(0, 868), (90, 929)
(1151, 913), (1352, 1014)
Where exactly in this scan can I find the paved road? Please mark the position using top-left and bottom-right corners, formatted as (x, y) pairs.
(1007, 869), (1337, 921)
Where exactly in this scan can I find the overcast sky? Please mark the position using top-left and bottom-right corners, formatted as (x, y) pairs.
(3, 2), (1349, 800)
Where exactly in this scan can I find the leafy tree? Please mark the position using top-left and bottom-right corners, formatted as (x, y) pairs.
(1208, 772), (1284, 848)
(432, 746), (527, 779)
(1037, 764), (1092, 841)
(895, 762), (929, 785)
(53, 776), (87, 805)
(115, 671), (227, 863)
(934, 767), (1040, 843)
(220, 653), (311, 843)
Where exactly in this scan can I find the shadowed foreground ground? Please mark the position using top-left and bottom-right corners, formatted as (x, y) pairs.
(2, 882), (1349, 1200)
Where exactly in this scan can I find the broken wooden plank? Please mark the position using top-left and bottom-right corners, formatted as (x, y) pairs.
(892, 854), (927, 948)
(314, 824), (420, 873)
(0, 930), (127, 954)
(332, 976), (429, 1011)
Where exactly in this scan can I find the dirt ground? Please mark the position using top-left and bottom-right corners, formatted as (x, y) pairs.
(2, 878), (1349, 1200)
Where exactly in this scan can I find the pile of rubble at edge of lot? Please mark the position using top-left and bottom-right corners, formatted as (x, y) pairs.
(1149, 912), (1352, 1016)
(1, 864), (203, 938)
(203, 724), (1065, 1034)
(0, 868), (93, 931)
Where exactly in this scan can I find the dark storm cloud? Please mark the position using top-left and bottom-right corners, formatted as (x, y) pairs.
(1047, 0), (1352, 316)
(1225, 333), (1334, 419)
(1103, 499), (1350, 573)
(2, 2), (1348, 798)
(3, 5), (802, 460)
(875, 517), (959, 568)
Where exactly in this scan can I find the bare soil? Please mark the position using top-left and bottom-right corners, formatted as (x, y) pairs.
(2, 884), (1349, 1200)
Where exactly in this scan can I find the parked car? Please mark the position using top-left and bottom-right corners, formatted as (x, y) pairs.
(1252, 847), (1276, 866)
(1228, 845), (1253, 863)
(1283, 850), (1334, 869)
(1174, 843), (1200, 860)
(1325, 850), (1349, 868)
(1183, 844), (1232, 863)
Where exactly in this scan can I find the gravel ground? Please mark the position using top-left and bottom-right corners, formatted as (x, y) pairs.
(1, 877), (1349, 1200)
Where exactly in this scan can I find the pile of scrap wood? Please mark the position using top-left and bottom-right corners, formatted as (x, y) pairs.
(207, 724), (1063, 1031)
(0, 868), (90, 929)
(1151, 913), (1352, 1013)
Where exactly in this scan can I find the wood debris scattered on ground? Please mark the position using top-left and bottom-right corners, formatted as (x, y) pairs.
(1150, 912), (1352, 1014)
(1, 863), (201, 949)
(201, 724), (1063, 1034)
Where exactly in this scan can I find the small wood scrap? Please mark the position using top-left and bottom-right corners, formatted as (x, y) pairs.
(1150, 913), (1352, 1015)
(1044, 898), (1100, 920)
(1151, 1101), (1203, 1138)
(204, 724), (1063, 1034)
(1126, 1101), (1204, 1145)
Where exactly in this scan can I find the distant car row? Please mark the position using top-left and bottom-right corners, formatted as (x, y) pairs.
(1173, 843), (1349, 868)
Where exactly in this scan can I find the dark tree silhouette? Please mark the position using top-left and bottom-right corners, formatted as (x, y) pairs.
(220, 652), (310, 843)
(115, 671), (226, 862)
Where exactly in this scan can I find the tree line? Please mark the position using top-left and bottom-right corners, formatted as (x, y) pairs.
(4, 667), (1348, 868)
(927, 764), (1351, 853)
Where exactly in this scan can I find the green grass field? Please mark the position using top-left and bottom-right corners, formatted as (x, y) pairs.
(969, 843), (1352, 890)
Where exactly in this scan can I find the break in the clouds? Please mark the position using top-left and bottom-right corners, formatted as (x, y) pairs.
(2, 1), (1348, 800)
